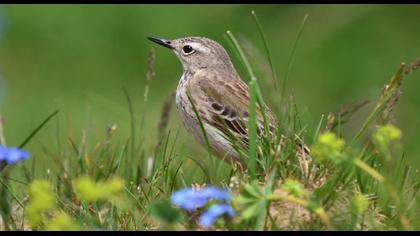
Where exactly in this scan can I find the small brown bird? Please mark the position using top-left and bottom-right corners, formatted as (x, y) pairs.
(148, 36), (304, 172)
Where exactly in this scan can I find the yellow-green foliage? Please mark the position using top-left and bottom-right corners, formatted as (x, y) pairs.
(282, 179), (304, 198)
(25, 180), (56, 227)
(74, 176), (125, 203)
(311, 132), (345, 163)
(373, 124), (402, 146)
(45, 211), (80, 231)
(24, 177), (126, 231)
(351, 193), (369, 215)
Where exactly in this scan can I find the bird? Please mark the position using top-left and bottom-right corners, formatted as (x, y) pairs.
(147, 36), (309, 174)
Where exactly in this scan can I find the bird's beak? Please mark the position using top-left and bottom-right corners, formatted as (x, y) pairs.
(147, 36), (174, 49)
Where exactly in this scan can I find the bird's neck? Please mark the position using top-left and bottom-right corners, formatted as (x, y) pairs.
(183, 62), (238, 78)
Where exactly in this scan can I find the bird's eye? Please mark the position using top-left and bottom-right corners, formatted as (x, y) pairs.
(182, 45), (195, 55)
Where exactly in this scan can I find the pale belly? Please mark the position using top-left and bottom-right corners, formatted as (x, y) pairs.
(175, 73), (242, 165)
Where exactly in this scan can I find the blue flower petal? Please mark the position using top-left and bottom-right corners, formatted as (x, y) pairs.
(198, 204), (235, 228)
(198, 211), (216, 228)
(170, 186), (232, 212)
(0, 145), (29, 164)
(171, 187), (208, 211)
(199, 186), (231, 201)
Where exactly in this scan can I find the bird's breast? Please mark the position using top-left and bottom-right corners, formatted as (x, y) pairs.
(175, 72), (188, 112)
(175, 72), (194, 126)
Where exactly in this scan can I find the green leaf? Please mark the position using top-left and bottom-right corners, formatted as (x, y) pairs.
(236, 195), (257, 205)
(241, 201), (266, 219)
(149, 199), (183, 224)
(241, 182), (262, 199)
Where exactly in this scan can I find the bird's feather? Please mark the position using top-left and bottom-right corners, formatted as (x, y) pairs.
(186, 71), (277, 152)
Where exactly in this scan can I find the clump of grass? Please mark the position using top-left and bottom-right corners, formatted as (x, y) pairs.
(0, 11), (419, 231)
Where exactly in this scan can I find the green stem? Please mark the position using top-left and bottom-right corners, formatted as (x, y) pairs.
(348, 63), (405, 147)
(353, 158), (385, 182)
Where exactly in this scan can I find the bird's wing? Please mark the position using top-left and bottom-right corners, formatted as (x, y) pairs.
(186, 72), (277, 151)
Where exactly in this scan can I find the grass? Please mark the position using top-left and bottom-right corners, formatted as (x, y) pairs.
(0, 10), (419, 231)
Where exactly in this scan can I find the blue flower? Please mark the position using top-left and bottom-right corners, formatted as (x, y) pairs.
(0, 145), (29, 164)
(170, 186), (231, 212)
(171, 187), (208, 211)
(171, 186), (236, 228)
(199, 186), (231, 201)
(198, 204), (236, 228)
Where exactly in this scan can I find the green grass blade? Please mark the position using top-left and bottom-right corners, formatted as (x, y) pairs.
(251, 10), (279, 93)
(225, 30), (257, 80)
(0, 116), (6, 146)
(185, 156), (210, 183)
(186, 94), (214, 184)
(313, 114), (325, 142)
(0, 178), (24, 208)
(250, 10), (282, 150)
(225, 30), (261, 179)
(123, 88), (137, 179)
(186, 95), (211, 155)
(348, 63), (406, 147)
(281, 14), (309, 104)
(248, 80), (258, 180)
(18, 110), (59, 149)
(170, 161), (184, 192)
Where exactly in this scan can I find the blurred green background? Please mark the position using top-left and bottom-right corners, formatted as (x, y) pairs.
(0, 4), (419, 170)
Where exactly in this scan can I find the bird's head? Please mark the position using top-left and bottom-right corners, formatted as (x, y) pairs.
(147, 36), (234, 71)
